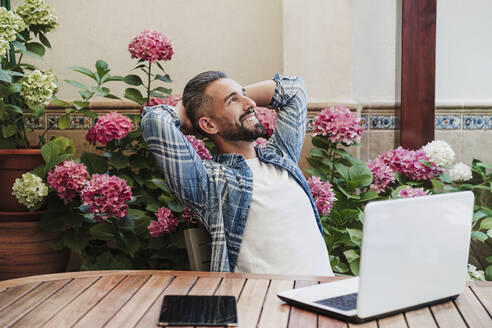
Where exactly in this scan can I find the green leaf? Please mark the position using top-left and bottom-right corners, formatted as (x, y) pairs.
(130, 155), (149, 169)
(0, 83), (22, 97)
(0, 68), (12, 83)
(64, 79), (89, 90)
(431, 178), (445, 192)
(109, 152), (130, 169)
(309, 148), (325, 158)
(80, 152), (108, 174)
(155, 74), (172, 82)
(90, 223), (117, 240)
(151, 178), (172, 193)
(311, 136), (332, 149)
(5, 104), (22, 114)
(439, 173), (453, 183)
(95, 59), (109, 80)
(62, 229), (90, 253)
(486, 265), (492, 281)
(476, 162), (492, 170)
(473, 210), (488, 223)
(153, 86), (172, 94)
(65, 212), (84, 228)
(102, 75), (124, 82)
(58, 116), (70, 129)
(480, 217), (492, 230)
(40, 141), (60, 165)
(51, 98), (71, 107)
(124, 88), (145, 105)
(349, 163), (373, 187)
(116, 216), (135, 230)
(38, 32), (51, 48)
(123, 74), (143, 86)
(73, 100), (90, 110)
(25, 42), (45, 57)
(347, 228), (362, 246)
(358, 190), (379, 202)
(306, 168), (327, 180)
(334, 162), (349, 180)
(343, 249), (360, 275)
(12, 40), (26, 52)
(168, 200), (185, 213)
(2, 125), (17, 138)
(116, 230), (140, 254)
(471, 231), (488, 242)
(40, 210), (65, 232)
(488, 229), (492, 239)
(338, 185), (360, 200)
(68, 66), (97, 80)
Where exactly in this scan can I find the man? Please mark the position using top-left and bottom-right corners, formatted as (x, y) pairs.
(141, 71), (333, 275)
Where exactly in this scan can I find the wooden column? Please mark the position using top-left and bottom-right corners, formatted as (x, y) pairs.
(400, 0), (436, 149)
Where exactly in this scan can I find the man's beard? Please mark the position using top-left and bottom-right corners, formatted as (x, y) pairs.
(220, 112), (266, 142)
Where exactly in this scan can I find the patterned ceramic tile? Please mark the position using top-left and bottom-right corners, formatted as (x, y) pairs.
(23, 116), (45, 129)
(369, 115), (397, 129)
(435, 114), (461, 130)
(485, 115), (492, 129)
(46, 114), (92, 129)
(463, 115), (488, 130)
(360, 115), (368, 130)
(306, 117), (315, 132)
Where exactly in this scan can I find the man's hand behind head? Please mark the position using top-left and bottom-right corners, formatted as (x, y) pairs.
(175, 101), (194, 134)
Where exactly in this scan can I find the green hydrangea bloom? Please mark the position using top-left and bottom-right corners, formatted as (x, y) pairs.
(12, 172), (48, 210)
(20, 69), (58, 108)
(14, 0), (58, 34)
(0, 7), (26, 57)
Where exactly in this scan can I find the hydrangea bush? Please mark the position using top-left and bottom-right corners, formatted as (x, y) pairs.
(307, 107), (492, 279)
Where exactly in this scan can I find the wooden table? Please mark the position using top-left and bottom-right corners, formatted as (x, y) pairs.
(0, 270), (490, 327)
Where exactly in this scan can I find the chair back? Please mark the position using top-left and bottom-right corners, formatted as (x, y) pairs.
(184, 227), (212, 271)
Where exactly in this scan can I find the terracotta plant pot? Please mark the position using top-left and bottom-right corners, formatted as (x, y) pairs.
(0, 211), (69, 281)
(0, 149), (44, 212)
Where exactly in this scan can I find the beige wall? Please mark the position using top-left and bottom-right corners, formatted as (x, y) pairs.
(283, 0), (352, 103)
(12, 0), (284, 100)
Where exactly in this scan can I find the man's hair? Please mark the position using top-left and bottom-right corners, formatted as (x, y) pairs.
(182, 71), (227, 134)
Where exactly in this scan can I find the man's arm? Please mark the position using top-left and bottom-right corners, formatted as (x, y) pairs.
(251, 74), (308, 163)
(140, 105), (209, 215)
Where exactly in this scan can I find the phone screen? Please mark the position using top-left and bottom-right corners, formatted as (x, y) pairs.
(158, 295), (238, 326)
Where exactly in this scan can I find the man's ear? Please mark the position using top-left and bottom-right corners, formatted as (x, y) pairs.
(198, 117), (218, 135)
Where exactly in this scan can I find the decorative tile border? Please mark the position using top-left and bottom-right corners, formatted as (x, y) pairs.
(370, 115), (398, 129)
(435, 114), (461, 129)
(463, 114), (492, 130)
(45, 114), (92, 129)
(23, 117), (45, 130)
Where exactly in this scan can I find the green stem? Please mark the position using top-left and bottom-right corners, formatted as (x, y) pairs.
(146, 61), (152, 105)
(17, 53), (23, 65)
(330, 148), (336, 183)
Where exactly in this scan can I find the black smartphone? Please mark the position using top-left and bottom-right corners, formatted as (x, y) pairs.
(158, 295), (238, 326)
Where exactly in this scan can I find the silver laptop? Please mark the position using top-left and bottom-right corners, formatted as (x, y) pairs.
(277, 191), (474, 323)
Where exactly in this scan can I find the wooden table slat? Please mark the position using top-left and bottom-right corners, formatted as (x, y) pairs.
(105, 275), (173, 328)
(134, 275), (197, 328)
(11, 276), (99, 328)
(471, 284), (492, 316)
(318, 314), (349, 328)
(348, 320), (378, 328)
(405, 307), (438, 328)
(236, 278), (270, 328)
(215, 277), (246, 298)
(454, 285), (492, 327)
(41, 275), (125, 328)
(257, 279), (294, 328)
(378, 313), (408, 328)
(430, 300), (467, 328)
(0, 279), (70, 328)
(73, 275), (150, 328)
(188, 277), (222, 295)
(288, 280), (318, 328)
(0, 281), (41, 312)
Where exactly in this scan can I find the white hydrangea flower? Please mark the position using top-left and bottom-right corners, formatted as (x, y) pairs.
(12, 172), (48, 209)
(422, 140), (456, 166)
(0, 7), (26, 57)
(20, 69), (58, 108)
(448, 162), (473, 182)
(14, 0), (58, 33)
(467, 264), (485, 281)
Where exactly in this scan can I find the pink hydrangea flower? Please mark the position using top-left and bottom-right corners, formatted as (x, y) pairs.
(379, 146), (442, 181)
(185, 135), (212, 160)
(47, 161), (89, 200)
(313, 106), (364, 145)
(367, 158), (395, 193)
(86, 111), (133, 145)
(308, 176), (337, 216)
(80, 174), (132, 222)
(181, 207), (202, 227)
(253, 137), (268, 149)
(255, 106), (277, 138)
(148, 207), (179, 237)
(147, 94), (182, 107)
(398, 186), (429, 198)
(128, 29), (174, 62)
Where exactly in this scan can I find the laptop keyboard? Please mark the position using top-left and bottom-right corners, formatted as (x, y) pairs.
(315, 293), (358, 311)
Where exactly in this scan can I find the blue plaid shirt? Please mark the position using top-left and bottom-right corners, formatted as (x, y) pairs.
(141, 74), (322, 272)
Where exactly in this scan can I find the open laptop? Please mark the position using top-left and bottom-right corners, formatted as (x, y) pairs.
(277, 191), (474, 323)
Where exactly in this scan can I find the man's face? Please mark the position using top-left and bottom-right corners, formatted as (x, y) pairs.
(204, 78), (265, 142)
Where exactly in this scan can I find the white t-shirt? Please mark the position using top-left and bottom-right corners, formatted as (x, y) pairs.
(234, 158), (334, 276)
